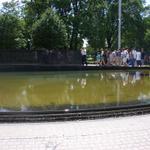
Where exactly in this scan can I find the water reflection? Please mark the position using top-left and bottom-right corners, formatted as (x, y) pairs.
(65, 70), (150, 109)
(0, 70), (149, 111)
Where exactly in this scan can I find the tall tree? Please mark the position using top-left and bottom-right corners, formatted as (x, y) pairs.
(0, 0), (25, 49)
(80, 0), (106, 49)
(32, 8), (68, 49)
(121, 0), (145, 48)
(52, 0), (87, 50)
(143, 5), (150, 49)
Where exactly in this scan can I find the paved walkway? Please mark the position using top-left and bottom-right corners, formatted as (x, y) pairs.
(0, 114), (150, 150)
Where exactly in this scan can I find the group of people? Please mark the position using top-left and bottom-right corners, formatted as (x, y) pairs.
(81, 47), (149, 67)
(96, 48), (146, 67)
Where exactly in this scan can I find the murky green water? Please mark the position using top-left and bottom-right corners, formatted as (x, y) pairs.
(0, 70), (149, 112)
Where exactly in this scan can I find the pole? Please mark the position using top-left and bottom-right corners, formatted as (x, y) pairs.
(118, 0), (122, 49)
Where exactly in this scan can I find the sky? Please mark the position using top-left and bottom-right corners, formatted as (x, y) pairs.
(0, 0), (22, 7)
(146, 0), (150, 5)
(0, 0), (150, 5)
(0, 0), (150, 8)
(0, 0), (20, 3)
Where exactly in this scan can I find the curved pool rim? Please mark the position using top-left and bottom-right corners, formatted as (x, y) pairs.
(0, 104), (150, 123)
(0, 64), (149, 72)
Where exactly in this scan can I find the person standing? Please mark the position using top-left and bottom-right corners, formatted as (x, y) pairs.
(121, 49), (128, 66)
(128, 51), (134, 67)
(141, 48), (145, 66)
(132, 49), (137, 66)
(81, 47), (87, 66)
(96, 51), (101, 66)
(136, 49), (142, 67)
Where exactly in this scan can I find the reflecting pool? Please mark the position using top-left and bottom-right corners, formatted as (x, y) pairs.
(0, 70), (150, 112)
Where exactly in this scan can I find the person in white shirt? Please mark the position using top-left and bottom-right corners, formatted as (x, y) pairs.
(121, 49), (128, 66)
(132, 49), (137, 66)
(81, 47), (87, 66)
(136, 50), (142, 67)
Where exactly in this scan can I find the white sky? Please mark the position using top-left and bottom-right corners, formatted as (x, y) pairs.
(0, 0), (23, 6)
(0, 0), (150, 5)
(0, 0), (20, 3)
(144, 0), (150, 6)
(0, 0), (150, 7)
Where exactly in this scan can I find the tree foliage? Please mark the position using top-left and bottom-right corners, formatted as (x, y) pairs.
(0, 0), (149, 50)
(0, 0), (25, 49)
(32, 8), (67, 49)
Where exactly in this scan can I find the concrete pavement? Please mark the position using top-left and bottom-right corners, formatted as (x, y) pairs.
(0, 114), (150, 149)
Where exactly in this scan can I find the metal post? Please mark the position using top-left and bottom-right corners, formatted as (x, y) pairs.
(118, 0), (122, 49)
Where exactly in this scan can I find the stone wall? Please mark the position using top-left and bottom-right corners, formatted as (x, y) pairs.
(0, 49), (82, 64)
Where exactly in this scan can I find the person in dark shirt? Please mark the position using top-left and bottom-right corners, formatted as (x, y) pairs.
(141, 48), (145, 66)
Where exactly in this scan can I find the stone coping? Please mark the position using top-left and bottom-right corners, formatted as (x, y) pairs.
(0, 104), (150, 123)
(0, 64), (149, 72)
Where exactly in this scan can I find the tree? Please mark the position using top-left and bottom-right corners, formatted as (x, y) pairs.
(143, 5), (150, 50)
(32, 8), (68, 49)
(0, 0), (25, 49)
(80, 0), (106, 49)
(1, 0), (147, 51)
(144, 16), (150, 49)
(82, 0), (146, 49)
(52, 0), (87, 50)
(121, 0), (145, 48)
